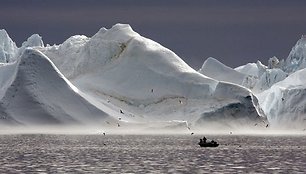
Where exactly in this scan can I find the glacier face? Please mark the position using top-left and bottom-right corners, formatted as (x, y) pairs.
(6, 23), (306, 131)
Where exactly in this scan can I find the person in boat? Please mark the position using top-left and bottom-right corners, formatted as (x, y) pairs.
(203, 136), (207, 143)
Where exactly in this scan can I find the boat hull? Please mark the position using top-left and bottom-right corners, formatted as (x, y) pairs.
(198, 142), (219, 147)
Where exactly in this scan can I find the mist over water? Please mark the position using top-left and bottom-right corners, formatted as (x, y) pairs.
(0, 134), (305, 173)
(1, 122), (305, 173)
(1, 123), (306, 135)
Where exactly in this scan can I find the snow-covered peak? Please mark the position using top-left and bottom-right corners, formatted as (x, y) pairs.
(18, 34), (45, 59)
(256, 60), (268, 77)
(0, 29), (13, 44)
(59, 35), (89, 51)
(0, 29), (10, 42)
(71, 27), (217, 102)
(41, 24), (140, 79)
(284, 35), (306, 73)
(91, 23), (139, 43)
(22, 34), (44, 48)
(0, 29), (18, 63)
(235, 63), (259, 77)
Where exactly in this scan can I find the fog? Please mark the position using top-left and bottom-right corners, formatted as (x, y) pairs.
(1, 122), (305, 135)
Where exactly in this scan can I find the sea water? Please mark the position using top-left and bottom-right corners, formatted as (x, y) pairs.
(0, 134), (305, 173)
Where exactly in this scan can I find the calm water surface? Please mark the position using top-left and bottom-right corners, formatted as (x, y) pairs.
(0, 134), (305, 173)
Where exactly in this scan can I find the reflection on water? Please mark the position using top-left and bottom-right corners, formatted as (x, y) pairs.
(0, 134), (305, 173)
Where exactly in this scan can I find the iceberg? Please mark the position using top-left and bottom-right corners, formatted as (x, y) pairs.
(257, 68), (306, 128)
(0, 24), (273, 131)
(39, 24), (264, 128)
(254, 36), (306, 128)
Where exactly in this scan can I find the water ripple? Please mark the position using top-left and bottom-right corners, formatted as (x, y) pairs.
(0, 135), (305, 173)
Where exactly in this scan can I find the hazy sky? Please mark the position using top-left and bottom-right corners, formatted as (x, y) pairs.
(1, 0), (306, 69)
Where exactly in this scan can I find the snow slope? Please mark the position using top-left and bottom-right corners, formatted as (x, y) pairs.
(0, 48), (114, 126)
